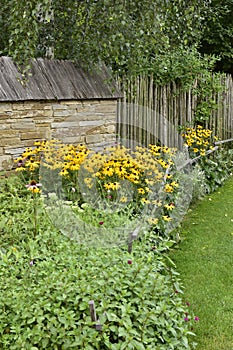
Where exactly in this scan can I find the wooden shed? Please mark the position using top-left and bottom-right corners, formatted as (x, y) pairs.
(0, 56), (122, 170)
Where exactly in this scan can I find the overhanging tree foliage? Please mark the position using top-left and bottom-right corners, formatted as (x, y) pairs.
(199, 0), (233, 74)
(0, 0), (215, 85)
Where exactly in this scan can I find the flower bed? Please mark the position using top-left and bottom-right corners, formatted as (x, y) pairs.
(1, 128), (232, 349)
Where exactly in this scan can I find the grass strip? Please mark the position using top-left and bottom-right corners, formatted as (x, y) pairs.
(170, 176), (233, 350)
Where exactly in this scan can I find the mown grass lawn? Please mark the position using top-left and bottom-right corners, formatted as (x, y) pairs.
(170, 176), (233, 350)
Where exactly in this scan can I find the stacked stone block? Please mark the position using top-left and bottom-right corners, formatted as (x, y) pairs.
(0, 99), (117, 170)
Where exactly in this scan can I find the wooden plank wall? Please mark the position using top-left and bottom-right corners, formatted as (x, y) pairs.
(117, 74), (233, 149)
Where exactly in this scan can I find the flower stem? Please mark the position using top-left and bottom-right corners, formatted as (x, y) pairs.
(33, 192), (37, 238)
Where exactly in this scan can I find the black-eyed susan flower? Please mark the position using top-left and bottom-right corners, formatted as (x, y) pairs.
(171, 181), (179, 188)
(181, 126), (216, 158)
(151, 200), (162, 206)
(164, 203), (175, 211)
(120, 196), (128, 203)
(26, 180), (42, 193)
(148, 217), (159, 225)
(138, 188), (145, 194)
(59, 169), (69, 176)
(162, 215), (172, 222)
(200, 149), (206, 156)
(165, 184), (174, 193)
(84, 177), (93, 188)
(103, 182), (120, 191)
(141, 198), (150, 204)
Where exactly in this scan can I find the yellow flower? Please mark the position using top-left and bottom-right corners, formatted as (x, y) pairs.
(148, 217), (159, 225)
(126, 173), (139, 183)
(145, 179), (155, 186)
(186, 140), (193, 147)
(165, 184), (173, 193)
(34, 141), (42, 146)
(162, 215), (172, 222)
(102, 167), (114, 177)
(69, 164), (80, 171)
(138, 188), (145, 194)
(162, 147), (170, 153)
(115, 166), (127, 177)
(103, 182), (120, 191)
(158, 159), (169, 169)
(59, 169), (69, 176)
(26, 180), (42, 193)
(141, 198), (150, 204)
(31, 187), (41, 193)
(15, 166), (25, 172)
(84, 177), (93, 188)
(149, 144), (161, 154)
(164, 203), (175, 211)
(120, 196), (128, 203)
(200, 149), (206, 156)
(151, 200), (162, 206)
(171, 181), (179, 188)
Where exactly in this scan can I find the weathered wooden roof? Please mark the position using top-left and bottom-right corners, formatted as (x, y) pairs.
(0, 56), (123, 101)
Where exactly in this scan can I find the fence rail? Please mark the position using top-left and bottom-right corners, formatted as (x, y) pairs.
(178, 137), (233, 172)
(116, 74), (233, 149)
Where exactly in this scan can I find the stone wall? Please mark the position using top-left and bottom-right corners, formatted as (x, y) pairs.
(0, 99), (117, 170)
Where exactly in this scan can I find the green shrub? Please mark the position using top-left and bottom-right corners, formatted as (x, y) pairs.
(0, 236), (196, 349)
(0, 176), (197, 350)
(190, 164), (207, 203)
(199, 147), (233, 193)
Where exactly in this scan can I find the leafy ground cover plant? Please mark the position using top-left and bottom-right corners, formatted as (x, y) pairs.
(198, 147), (233, 193)
(0, 175), (197, 349)
(2, 131), (231, 349)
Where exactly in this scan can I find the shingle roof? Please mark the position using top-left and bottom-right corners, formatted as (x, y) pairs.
(0, 57), (123, 101)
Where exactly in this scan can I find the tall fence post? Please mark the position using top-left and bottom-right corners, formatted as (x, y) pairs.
(116, 74), (233, 148)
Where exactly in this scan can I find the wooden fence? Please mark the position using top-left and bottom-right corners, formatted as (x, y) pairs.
(116, 74), (233, 149)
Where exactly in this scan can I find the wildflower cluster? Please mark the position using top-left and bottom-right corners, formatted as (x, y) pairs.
(15, 140), (185, 234)
(181, 125), (217, 157)
(15, 142), (44, 174)
(149, 145), (177, 169)
(42, 140), (90, 176)
(148, 145), (180, 230)
(82, 145), (164, 207)
(15, 140), (90, 201)
(15, 140), (89, 174)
